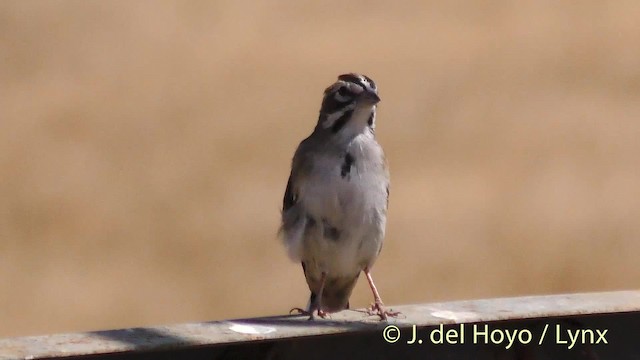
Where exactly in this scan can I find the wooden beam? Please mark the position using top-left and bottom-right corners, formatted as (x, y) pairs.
(1, 291), (639, 359)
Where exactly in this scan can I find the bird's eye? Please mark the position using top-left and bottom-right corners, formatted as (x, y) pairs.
(337, 87), (350, 97)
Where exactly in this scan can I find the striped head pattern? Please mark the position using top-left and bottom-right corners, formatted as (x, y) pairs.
(317, 73), (380, 134)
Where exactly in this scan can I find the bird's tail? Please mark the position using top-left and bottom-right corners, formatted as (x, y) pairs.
(307, 273), (360, 313)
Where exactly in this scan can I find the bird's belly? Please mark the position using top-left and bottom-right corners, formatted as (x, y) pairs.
(299, 162), (386, 277)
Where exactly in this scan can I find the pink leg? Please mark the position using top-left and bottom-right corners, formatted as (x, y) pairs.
(364, 268), (399, 320)
(310, 272), (328, 320)
(291, 272), (328, 320)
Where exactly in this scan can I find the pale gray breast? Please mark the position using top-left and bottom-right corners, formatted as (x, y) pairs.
(301, 133), (388, 231)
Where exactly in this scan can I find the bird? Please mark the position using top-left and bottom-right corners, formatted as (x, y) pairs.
(279, 73), (397, 320)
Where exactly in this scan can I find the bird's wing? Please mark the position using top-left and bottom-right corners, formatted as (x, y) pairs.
(279, 138), (315, 260)
(282, 174), (297, 212)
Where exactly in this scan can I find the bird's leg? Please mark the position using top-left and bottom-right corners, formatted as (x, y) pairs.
(308, 272), (328, 320)
(291, 272), (328, 320)
(364, 268), (399, 320)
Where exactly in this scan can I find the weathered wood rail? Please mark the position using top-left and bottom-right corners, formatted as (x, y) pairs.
(1, 291), (639, 359)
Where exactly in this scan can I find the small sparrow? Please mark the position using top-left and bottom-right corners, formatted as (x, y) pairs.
(279, 73), (397, 320)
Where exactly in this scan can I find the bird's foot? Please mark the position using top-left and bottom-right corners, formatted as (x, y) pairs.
(367, 301), (401, 321)
(312, 309), (328, 320)
(289, 307), (328, 320)
(289, 307), (310, 316)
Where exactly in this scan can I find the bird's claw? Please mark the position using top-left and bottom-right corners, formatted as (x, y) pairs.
(367, 301), (401, 320)
(289, 307), (309, 315)
(289, 307), (328, 320)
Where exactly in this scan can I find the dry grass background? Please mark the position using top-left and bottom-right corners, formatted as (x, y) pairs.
(1, 1), (639, 338)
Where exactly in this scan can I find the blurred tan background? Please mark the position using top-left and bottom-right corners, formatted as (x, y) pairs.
(1, 0), (639, 338)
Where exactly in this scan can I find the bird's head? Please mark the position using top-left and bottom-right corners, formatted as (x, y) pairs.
(317, 73), (380, 135)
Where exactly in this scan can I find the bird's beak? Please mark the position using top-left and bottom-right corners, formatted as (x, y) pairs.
(359, 90), (381, 104)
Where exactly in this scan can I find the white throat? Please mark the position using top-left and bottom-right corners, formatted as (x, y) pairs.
(334, 104), (375, 143)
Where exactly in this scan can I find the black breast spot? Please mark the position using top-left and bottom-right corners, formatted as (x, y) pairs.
(340, 153), (355, 178)
(322, 218), (341, 241)
(306, 216), (317, 228)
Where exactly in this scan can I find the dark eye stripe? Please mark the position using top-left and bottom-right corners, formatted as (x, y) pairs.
(337, 86), (351, 97)
(322, 87), (355, 114)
